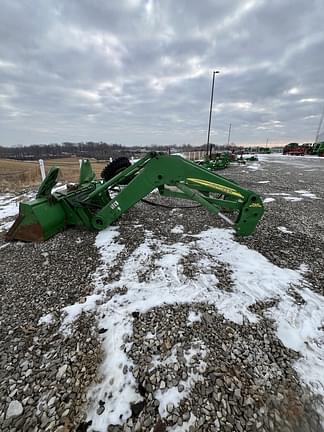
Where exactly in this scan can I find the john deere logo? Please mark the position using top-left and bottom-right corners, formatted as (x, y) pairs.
(186, 178), (244, 199)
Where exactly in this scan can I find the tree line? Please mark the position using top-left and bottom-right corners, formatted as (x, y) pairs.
(0, 141), (251, 160)
(0, 142), (209, 160)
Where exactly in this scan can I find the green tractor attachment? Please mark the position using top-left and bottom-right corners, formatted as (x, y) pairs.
(244, 155), (258, 162)
(6, 152), (264, 242)
(312, 142), (324, 157)
(197, 153), (230, 170)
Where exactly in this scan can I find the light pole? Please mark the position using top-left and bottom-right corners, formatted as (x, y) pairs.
(227, 123), (232, 147)
(206, 70), (220, 157)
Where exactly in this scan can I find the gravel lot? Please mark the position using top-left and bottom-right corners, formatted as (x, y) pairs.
(0, 154), (323, 432)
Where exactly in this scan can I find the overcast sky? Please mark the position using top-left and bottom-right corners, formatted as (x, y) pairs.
(1, 0), (324, 147)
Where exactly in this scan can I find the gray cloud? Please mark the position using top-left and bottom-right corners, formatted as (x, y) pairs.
(0, 0), (324, 146)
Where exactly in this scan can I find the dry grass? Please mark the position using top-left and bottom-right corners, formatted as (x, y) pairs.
(0, 158), (108, 192)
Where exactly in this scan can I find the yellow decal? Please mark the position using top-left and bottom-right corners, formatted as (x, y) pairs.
(186, 178), (244, 199)
(249, 203), (263, 208)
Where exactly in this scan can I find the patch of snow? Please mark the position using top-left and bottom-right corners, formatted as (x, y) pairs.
(270, 286), (324, 394)
(0, 198), (19, 220)
(277, 226), (293, 234)
(247, 163), (260, 170)
(169, 208), (181, 215)
(154, 342), (207, 418)
(187, 310), (201, 324)
(155, 387), (183, 416)
(52, 183), (67, 193)
(265, 191), (313, 202)
(38, 314), (53, 326)
(267, 192), (291, 196)
(258, 180), (270, 184)
(263, 197), (275, 203)
(194, 229), (303, 324)
(299, 263), (309, 274)
(171, 225), (184, 234)
(171, 412), (197, 431)
(41, 252), (49, 266)
(0, 192), (36, 222)
(295, 190), (320, 199)
(58, 225), (324, 430)
(0, 220), (14, 232)
(284, 196), (303, 202)
(0, 193), (17, 205)
(61, 294), (101, 332)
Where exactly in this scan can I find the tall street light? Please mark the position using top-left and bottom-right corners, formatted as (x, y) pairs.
(206, 70), (220, 158)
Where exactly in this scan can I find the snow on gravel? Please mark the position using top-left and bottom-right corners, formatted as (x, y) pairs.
(267, 192), (291, 196)
(246, 163), (261, 170)
(0, 194), (20, 219)
(263, 197), (275, 203)
(0, 191), (35, 231)
(0, 219), (15, 232)
(272, 286), (324, 396)
(187, 310), (201, 324)
(284, 196), (303, 202)
(54, 225), (324, 430)
(171, 413), (197, 432)
(264, 190), (320, 203)
(295, 190), (321, 199)
(154, 342), (207, 418)
(258, 153), (324, 165)
(38, 313), (54, 326)
(277, 226), (293, 234)
(170, 225), (184, 234)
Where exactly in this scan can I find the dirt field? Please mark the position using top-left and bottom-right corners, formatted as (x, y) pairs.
(0, 154), (323, 432)
(0, 158), (109, 191)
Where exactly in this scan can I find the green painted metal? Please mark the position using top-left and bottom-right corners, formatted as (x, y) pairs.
(79, 159), (96, 184)
(6, 152), (264, 242)
(244, 155), (258, 162)
(198, 152), (258, 169)
(37, 167), (59, 198)
(197, 153), (230, 170)
(312, 142), (324, 156)
(6, 198), (66, 241)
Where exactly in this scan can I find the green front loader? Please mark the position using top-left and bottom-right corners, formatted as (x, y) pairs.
(6, 152), (264, 242)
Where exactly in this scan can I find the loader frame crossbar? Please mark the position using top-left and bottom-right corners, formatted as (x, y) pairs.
(6, 152), (264, 242)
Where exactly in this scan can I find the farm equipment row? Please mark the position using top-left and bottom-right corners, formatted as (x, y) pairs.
(6, 152), (264, 242)
(283, 142), (324, 156)
(196, 152), (258, 171)
(197, 153), (230, 170)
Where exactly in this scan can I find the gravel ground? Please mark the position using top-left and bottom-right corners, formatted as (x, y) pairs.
(0, 230), (103, 431)
(0, 154), (323, 432)
(231, 155), (324, 296)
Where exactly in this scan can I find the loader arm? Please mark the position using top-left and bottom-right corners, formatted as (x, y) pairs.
(87, 153), (263, 236)
(6, 152), (264, 242)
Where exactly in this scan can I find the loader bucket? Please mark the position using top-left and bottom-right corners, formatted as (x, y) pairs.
(5, 198), (66, 242)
